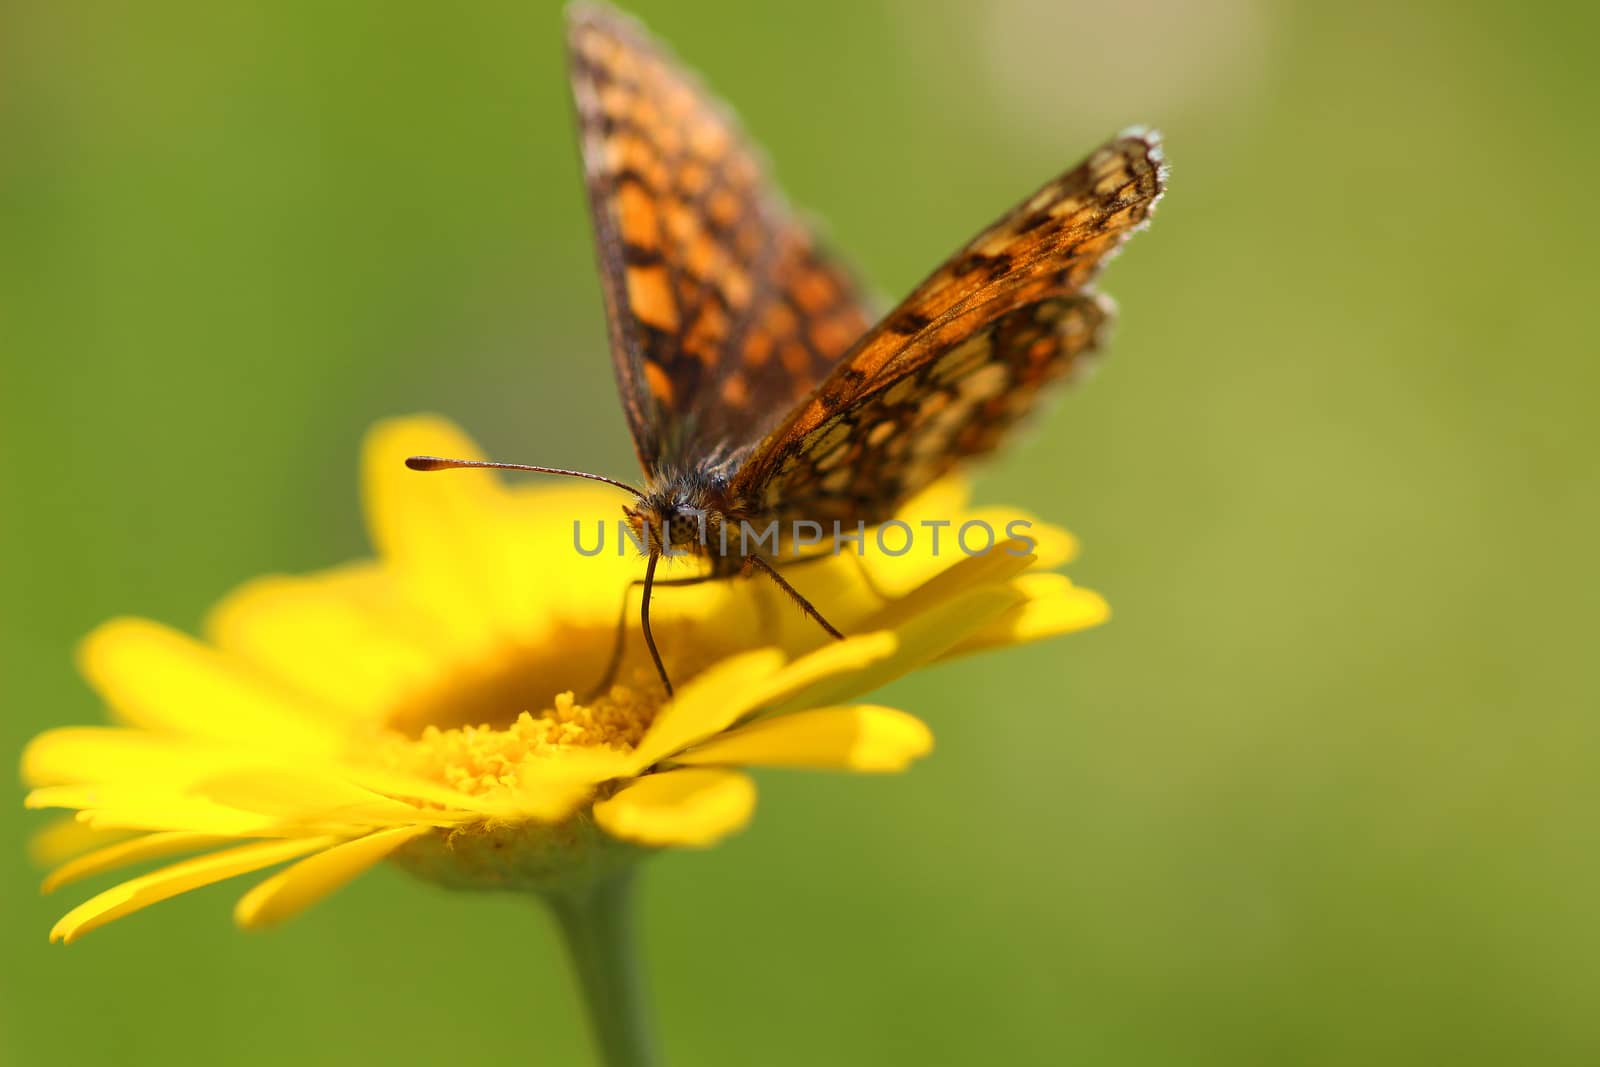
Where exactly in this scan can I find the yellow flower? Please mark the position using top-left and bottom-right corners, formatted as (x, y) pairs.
(21, 415), (1107, 943)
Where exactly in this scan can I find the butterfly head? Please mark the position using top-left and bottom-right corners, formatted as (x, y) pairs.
(624, 470), (734, 559)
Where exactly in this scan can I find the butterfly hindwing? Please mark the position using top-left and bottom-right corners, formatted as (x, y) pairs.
(567, 6), (873, 472)
(731, 131), (1167, 521)
(753, 292), (1114, 525)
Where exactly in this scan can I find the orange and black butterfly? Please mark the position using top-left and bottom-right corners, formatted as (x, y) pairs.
(409, 3), (1168, 694)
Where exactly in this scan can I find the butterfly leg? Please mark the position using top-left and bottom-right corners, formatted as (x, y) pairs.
(590, 554), (845, 700)
(589, 559), (719, 700)
(639, 553), (672, 697)
(744, 551), (839, 645)
(742, 555), (844, 641)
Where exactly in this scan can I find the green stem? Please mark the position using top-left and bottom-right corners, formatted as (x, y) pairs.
(546, 870), (659, 1067)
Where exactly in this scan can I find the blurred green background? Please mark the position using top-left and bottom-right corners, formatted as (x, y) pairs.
(4, 0), (1597, 1063)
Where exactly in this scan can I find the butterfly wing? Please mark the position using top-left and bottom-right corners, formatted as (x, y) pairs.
(567, 6), (874, 473)
(731, 130), (1167, 524)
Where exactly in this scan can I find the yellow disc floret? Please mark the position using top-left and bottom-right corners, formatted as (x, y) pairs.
(374, 686), (660, 800)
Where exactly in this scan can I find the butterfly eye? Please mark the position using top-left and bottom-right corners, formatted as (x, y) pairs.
(669, 508), (708, 543)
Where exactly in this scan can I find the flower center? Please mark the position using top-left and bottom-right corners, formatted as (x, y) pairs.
(373, 684), (659, 798)
(384, 628), (631, 737)
(366, 620), (719, 799)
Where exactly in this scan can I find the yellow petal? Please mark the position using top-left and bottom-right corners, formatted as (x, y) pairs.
(737, 631), (899, 712)
(498, 484), (644, 628)
(235, 824), (431, 929)
(206, 567), (435, 724)
(628, 649), (786, 770)
(77, 619), (340, 753)
(862, 542), (1037, 633)
(27, 786), (291, 837)
(27, 817), (135, 867)
(362, 415), (525, 651)
(675, 705), (932, 772)
(943, 573), (1109, 658)
(74, 805), (302, 836)
(335, 765), (533, 819)
(42, 832), (229, 894)
(851, 478), (975, 595)
(959, 507), (1078, 568)
(50, 836), (339, 944)
(773, 584), (1026, 713)
(896, 477), (972, 523)
(505, 750), (626, 820)
(22, 727), (247, 788)
(592, 768), (756, 847)
(192, 769), (428, 826)
(26, 742), (442, 832)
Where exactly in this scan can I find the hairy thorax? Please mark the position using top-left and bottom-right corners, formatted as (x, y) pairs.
(623, 469), (764, 576)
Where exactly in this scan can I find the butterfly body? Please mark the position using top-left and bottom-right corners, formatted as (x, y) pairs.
(414, 5), (1167, 694)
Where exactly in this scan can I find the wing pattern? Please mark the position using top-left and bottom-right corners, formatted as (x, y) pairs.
(567, 7), (873, 470)
(733, 131), (1167, 521)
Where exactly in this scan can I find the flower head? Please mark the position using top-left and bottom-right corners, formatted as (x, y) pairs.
(22, 415), (1106, 942)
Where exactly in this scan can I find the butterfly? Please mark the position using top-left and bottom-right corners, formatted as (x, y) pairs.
(409, 3), (1168, 695)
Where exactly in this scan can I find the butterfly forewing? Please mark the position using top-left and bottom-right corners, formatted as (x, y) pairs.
(731, 131), (1167, 521)
(567, 6), (873, 472)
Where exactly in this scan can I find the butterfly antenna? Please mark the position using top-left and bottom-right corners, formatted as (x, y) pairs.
(405, 456), (645, 499)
